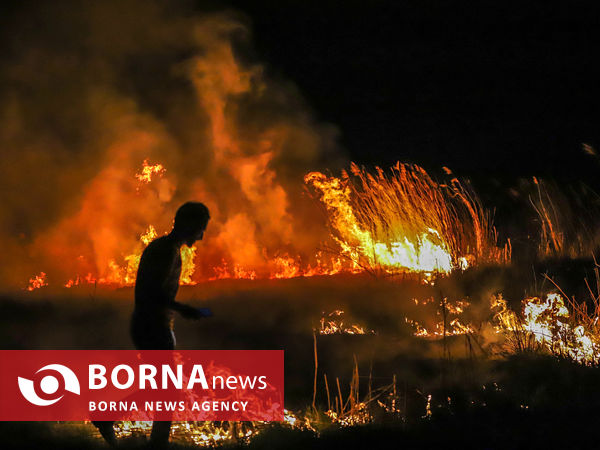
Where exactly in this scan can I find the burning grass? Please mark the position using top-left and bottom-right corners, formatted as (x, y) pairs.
(9, 268), (600, 448)
(318, 310), (374, 336)
(106, 346), (400, 446)
(491, 291), (600, 365)
(25, 160), (513, 291)
(405, 298), (475, 339)
(305, 163), (509, 276)
(13, 147), (600, 448)
(6, 3), (600, 446)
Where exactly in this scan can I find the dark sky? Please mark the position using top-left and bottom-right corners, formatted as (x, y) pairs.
(225, 1), (600, 183)
(2, 1), (599, 182)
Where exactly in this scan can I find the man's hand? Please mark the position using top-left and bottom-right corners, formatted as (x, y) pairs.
(195, 307), (213, 318)
(179, 304), (213, 320)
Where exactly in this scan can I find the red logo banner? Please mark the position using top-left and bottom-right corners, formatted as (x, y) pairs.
(0, 350), (284, 421)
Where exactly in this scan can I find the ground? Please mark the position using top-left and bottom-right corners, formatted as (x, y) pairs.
(2, 269), (600, 448)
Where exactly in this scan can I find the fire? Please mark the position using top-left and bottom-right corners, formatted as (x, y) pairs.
(208, 261), (258, 281)
(56, 159), (199, 288)
(113, 421), (260, 446)
(406, 317), (475, 339)
(305, 171), (451, 273)
(28, 158), (511, 289)
(180, 245), (197, 285)
(62, 224), (198, 288)
(111, 408), (315, 446)
(25, 272), (48, 291)
(61, 222), (197, 288)
(64, 273), (97, 288)
(135, 160), (166, 184)
(406, 298), (474, 339)
(492, 293), (600, 365)
(305, 163), (508, 275)
(34, 158), (355, 289)
(119, 226), (159, 286)
(324, 402), (372, 427)
(318, 359), (400, 428)
(140, 226), (158, 246)
(8, 13), (519, 294)
(272, 256), (302, 279)
(319, 310), (373, 335)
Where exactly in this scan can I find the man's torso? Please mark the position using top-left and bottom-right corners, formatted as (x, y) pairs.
(133, 235), (181, 330)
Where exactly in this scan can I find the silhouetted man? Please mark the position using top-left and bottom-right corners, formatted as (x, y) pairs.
(94, 202), (212, 447)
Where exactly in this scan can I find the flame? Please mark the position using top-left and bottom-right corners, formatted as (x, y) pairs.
(305, 170), (451, 273)
(406, 317), (475, 339)
(30, 159), (510, 289)
(406, 298), (474, 339)
(25, 272), (48, 291)
(40, 157), (357, 289)
(111, 407), (316, 446)
(57, 159), (198, 288)
(39, 159), (360, 288)
(492, 293), (600, 365)
(90, 353), (401, 446)
(11, 13), (516, 292)
(111, 364), (310, 446)
(305, 163), (508, 275)
(207, 260), (258, 281)
(62, 224), (196, 288)
(324, 402), (372, 426)
(19, 17), (348, 291)
(424, 394), (432, 419)
(113, 421), (260, 447)
(135, 159), (166, 184)
(180, 245), (197, 285)
(319, 310), (373, 335)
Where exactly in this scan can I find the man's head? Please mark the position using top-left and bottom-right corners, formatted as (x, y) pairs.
(173, 202), (210, 246)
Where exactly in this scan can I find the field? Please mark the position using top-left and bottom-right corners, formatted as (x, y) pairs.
(3, 263), (600, 449)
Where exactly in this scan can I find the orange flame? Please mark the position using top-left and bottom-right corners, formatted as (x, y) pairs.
(135, 159), (166, 184)
(406, 298), (474, 339)
(26, 272), (48, 291)
(305, 163), (508, 275)
(30, 159), (512, 290)
(319, 310), (373, 335)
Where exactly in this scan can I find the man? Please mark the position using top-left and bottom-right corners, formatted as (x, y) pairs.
(131, 201), (213, 351)
(94, 202), (212, 447)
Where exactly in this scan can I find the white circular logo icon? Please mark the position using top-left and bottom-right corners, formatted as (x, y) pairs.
(18, 364), (80, 406)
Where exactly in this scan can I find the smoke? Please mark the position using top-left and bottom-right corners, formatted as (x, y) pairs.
(0, 1), (343, 289)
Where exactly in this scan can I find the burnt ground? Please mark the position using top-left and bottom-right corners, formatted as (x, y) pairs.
(2, 268), (600, 448)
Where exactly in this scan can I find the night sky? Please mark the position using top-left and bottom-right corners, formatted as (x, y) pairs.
(225, 1), (600, 183)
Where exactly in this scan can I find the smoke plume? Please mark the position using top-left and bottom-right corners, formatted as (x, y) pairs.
(0, 1), (342, 289)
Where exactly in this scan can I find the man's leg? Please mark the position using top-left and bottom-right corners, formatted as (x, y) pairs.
(91, 421), (117, 447)
(149, 328), (176, 447)
(149, 420), (172, 447)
